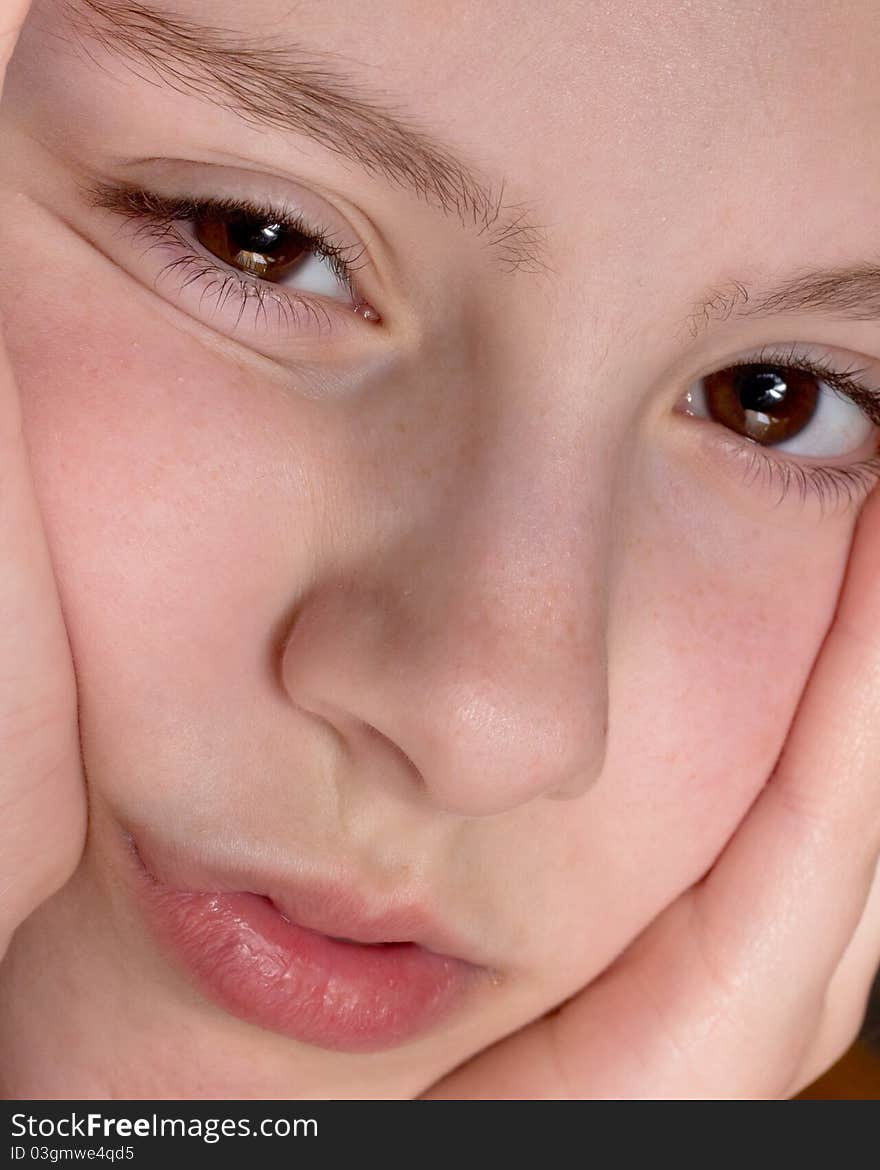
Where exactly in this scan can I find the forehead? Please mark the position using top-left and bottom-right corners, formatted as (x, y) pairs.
(84, 2), (877, 275)
(192, 0), (874, 181)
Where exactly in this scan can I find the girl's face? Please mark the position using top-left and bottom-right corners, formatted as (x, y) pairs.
(1, 0), (879, 1097)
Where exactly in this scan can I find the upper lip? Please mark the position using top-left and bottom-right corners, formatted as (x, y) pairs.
(262, 881), (464, 955)
(127, 828), (484, 966)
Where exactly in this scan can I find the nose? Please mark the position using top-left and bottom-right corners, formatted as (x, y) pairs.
(280, 443), (610, 817)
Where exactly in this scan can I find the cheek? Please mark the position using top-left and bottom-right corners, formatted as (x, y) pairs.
(1, 277), (341, 811)
(617, 548), (836, 785)
(553, 447), (855, 966)
(625, 451), (851, 798)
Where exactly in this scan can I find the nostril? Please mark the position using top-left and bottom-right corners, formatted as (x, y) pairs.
(362, 720), (424, 784)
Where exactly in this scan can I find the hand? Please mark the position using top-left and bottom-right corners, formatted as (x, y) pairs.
(0, 0), (87, 957)
(423, 488), (880, 1099)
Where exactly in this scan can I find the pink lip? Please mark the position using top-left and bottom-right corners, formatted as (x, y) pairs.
(124, 831), (490, 1053)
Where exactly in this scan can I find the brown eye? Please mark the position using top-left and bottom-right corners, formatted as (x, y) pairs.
(701, 364), (819, 445)
(194, 211), (312, 282)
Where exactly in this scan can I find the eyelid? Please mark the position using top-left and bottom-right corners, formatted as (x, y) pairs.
(78, 177), (382, 345)
(151, 191), (368, 296)
(723, 343), (880, 427)
(678, 342), (880, 436)
(678, 341), (880, 515)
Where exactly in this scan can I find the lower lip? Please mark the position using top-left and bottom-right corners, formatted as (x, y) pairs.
(134, 864), (479, 1053)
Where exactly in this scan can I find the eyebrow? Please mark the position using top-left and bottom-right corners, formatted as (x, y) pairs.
(61, 0), (552, 275)
(685, 264), (880, 339)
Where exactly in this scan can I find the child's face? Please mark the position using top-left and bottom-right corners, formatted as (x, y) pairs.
(1, 0), (878, 1097)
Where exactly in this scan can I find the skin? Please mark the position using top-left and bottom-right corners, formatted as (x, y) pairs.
(2, 0), (880, 1098)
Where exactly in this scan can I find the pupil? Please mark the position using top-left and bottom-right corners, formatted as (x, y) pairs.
(228, 216), (285, 254)
(736, 367), (787, 414)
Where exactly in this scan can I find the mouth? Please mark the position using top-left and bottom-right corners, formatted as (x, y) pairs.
(122, 828), (494, 1054)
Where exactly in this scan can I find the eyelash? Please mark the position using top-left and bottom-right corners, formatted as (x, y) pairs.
(81, 181), (373, 335)
(693, 343), (880, 515)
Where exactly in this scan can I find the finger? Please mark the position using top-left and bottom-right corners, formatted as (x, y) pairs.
(0, 321), (85, 950)
(0, 0), (33, 72)
(793, 854), (880, 1092)
(0, 2), (84, 956)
